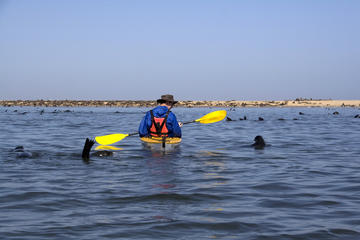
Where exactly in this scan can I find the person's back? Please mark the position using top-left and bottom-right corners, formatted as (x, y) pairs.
(139, 95), (182, 138)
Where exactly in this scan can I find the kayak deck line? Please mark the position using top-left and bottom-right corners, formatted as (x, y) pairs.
(140, 137), (182, 144)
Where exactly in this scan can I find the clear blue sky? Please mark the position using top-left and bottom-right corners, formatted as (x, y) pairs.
(0, 0), (359, 100)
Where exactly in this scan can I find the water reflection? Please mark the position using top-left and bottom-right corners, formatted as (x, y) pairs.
(141, 142), (181, 157)
(94, 145), (123, 151)
(143, 151), (180, 223)
(196, 150), (229, 189)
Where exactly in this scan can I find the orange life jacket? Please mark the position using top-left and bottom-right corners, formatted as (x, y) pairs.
(149, 110), (170, 137)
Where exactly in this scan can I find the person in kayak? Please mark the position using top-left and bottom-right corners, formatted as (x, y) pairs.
(139, 94), (182, 138)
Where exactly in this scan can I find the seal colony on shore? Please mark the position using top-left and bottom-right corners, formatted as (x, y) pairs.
(1, 99), (360, 108)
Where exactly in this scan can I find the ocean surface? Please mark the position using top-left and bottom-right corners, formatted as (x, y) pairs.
(1, 106), (360, 240)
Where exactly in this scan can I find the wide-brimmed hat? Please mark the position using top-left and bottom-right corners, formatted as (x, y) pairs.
(157, 94), (178, 104)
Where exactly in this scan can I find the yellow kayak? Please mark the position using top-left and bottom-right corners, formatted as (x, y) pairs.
(140, 137), (182, 144)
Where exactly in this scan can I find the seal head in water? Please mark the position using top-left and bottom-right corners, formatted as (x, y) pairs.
(14, 146), (33, 158)
(226, 117), (234, 121)
(252, 135), (266, 149)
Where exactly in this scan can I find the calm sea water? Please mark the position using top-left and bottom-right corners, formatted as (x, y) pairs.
(1, 106), (360, 240)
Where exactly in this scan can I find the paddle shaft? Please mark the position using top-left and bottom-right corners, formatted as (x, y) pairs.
(182, 120), (196, 125)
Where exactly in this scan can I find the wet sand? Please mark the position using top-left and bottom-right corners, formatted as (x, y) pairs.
(1, 99), (359, 108)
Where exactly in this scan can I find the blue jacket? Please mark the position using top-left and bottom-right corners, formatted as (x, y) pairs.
(139, 106), (182, 137)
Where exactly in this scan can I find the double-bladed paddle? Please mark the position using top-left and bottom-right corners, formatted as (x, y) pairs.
(95, 110), (227, 145)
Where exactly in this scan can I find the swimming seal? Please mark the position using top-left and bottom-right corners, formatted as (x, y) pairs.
(355, 114), (360, 118)
(82, 138), (113, 161)
(13, 146), (32, 158)
(82, 138), (95, 161)
(252, 136), (266, 149)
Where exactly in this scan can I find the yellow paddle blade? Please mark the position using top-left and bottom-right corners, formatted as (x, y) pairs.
(95, 133), (129, 145)
(95, 145), (123, 151)
(195, 110), (227, 124)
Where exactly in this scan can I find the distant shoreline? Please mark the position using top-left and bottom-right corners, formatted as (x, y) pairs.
(1, 99), (360, 108)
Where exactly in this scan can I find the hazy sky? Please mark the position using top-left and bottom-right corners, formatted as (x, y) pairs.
(0, 0), (359, 100)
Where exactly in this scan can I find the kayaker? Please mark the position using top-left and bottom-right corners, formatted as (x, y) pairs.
(139, 94), (182, 138)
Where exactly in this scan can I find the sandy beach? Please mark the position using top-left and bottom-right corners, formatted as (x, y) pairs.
(1, 99), (359, 108)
